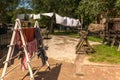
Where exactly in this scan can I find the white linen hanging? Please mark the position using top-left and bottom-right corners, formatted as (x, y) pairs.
(17, 14), (25, 19)
(72, 19), (78, 27)
(27, 14), (33, 19)
(62, 17), (67, 26)
(55, 13), (64, 25)
(41, 13), (54, 17)
(77, 19), (81, 26)
(66, 17), (73, 27)
(33, 14), (41, 19)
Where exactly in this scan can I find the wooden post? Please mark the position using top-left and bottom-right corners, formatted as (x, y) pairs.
(118, 41), (120, 51)
(81, 15), (83, 30)
(49, 13), (54, 33)
(75, 54), (85, 76)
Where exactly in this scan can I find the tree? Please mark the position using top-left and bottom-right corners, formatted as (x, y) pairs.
(76, 0), (118, 28)
(115, 0), (120, 16)
(0, 0), (20, 23)
(31, 0), (80, 17)
(31, 0), (81, 33)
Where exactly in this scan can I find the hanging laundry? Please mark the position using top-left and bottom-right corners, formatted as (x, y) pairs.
(17, 14), (25, 20)
(33, 14), (41, 19)
(27, 14), (33, 19)
(21, 53), (27, 71)
(14, 28), (35, 45)
(66, 17), (73, 27)
(34, 28), (43, 47)
(14, 28), (38, 71)
(14, 30), (23, 49)
(27, 39), (37, 57)
(14, 30), (26, 71)
(72, 19), (78, 27)
(37, 47), (48, 66)
(55, 14), (64, 25)
(21, 39), (37, 71)
(22, 28), (35, 42)
(41, 12), (54, 17)
(62, 17), (67, 26)
(77, 19), (81, 27)
(34, 28), (48, 66)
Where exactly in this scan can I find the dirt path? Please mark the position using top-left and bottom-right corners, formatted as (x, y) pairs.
(44, 35), (78, 63)
(0, 35), (120, 80)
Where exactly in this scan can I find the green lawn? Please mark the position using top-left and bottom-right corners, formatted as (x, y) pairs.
(88, 36), (102, 42)
(89, 44), (120, 64)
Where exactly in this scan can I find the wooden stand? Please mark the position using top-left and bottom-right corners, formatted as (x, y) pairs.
(76, 30), (94, 54)
(75, 30), (95, 76)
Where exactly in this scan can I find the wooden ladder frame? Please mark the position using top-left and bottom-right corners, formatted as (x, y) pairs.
(0, 19), (50, 80)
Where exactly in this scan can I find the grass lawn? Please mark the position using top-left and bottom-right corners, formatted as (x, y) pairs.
(88, 36), (102, 42)
(89, 44), (120, 64)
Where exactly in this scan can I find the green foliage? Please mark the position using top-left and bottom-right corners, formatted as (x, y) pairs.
(0, 0), (20, 23)
(88, 36), (102, 42)
(115, 0), (120, 15)
(77, 0), (100, 17)
(89, 44), (120, 64)
(30, 0), (81, 32)
(12, 7), (33, 23)
(76, 0), (101, 23)
(31, 0), (80, 18)
(2, 0), (120, 25)
(76, 0), (118, 27)
(38, 16), (51, 28)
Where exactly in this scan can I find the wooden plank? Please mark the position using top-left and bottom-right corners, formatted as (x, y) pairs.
(74, 54), (85, 76)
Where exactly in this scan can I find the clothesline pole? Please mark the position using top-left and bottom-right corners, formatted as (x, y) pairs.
(0, 19), (18, 80)
(9, 46), (15, 65)
(34, 21), (38, 28)
(49, 13), (54, 33)
(81, 15), (83, 30)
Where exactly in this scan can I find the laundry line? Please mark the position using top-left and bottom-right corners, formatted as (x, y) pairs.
(17, 12), (53, 20)
(17, 12), (81, 27)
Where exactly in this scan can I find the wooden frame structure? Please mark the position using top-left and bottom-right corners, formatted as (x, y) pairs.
(76, 30), (94, 54)
(103, 18), (120, 47)
(0, 19), (50, 80)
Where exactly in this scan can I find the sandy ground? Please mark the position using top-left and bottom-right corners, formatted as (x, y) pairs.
(44, 35), (101, 63)
(44, 35), (78, 63)
(0, 35), (120, 80)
